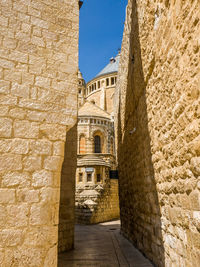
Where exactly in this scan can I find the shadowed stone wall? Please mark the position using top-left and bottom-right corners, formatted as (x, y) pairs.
(115, 0), (200, 266)
(0, 0), (79, 266)
(59, 125), (77, 252)
(75, 179), (120, 224)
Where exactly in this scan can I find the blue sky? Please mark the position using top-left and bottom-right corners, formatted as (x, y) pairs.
(79, 0), (128, 82)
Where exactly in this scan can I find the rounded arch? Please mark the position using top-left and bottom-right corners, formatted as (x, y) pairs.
(79, 134), (86, 154)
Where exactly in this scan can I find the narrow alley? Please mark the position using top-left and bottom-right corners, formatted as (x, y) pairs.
(58, 220), (153, 267)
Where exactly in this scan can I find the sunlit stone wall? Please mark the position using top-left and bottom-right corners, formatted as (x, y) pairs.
(0, 0), (79, 266)
(115, 0), (200, 266)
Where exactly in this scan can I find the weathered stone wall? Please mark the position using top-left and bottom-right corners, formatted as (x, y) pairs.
(0, 0), (79, 266)
(58, 125), (77, 253)
(115, 0), (200, 266)
(75, 179), (120, 224)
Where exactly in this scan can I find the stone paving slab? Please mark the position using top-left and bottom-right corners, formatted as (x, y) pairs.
(58, 220), (153, 267)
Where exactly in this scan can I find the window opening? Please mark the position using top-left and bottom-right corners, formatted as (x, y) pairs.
(94, 135), (101, 153)
(79, 135), (86, 154)
(97, 173), (101, 182)
(87, 173), (92, 182)
(106, 78), (109, 86)
(79, 173), (83, 182)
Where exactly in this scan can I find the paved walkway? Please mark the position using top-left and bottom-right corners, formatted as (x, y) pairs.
(58, 220), (153, 267)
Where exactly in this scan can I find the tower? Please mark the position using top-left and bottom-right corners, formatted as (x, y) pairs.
(78, 69), (86, 107)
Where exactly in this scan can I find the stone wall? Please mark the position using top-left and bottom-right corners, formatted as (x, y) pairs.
(75, 179), (120, 224)
(58, 125), (77, 253)
(0, 0), (79, 266)
(115, 0), (200, 266)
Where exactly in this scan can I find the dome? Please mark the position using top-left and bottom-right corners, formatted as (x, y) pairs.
(95, 52), (120, 78)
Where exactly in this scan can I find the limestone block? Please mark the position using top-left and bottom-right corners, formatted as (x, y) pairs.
(29, 54), (46, 66)
(13, 2), (27, 13)
(4, 247), (43, 267)
(30, 139), (52, 155)
(0, 15), (8, 26)
(28, 7), (41, 18)
(0, 117), (12, 137)
(30, 203), (54, 225)
(189, 191), (200, 211)
(22, 72), (34, 85)
(0, 58), (15, 69)
(190, 157), (200, 176)
(189, 135), (200, 156)
(31, 87), (38, 99)
(0, 106), (9, 116)
(31, 36), (45, 47)
(9, 50), (28, 63)
(31, 16), (49, 29)
(21, 22), (32, 34)
(0, 205), (6, 228)
(37, 88), (66, 106)
(23, 155), (41, 171)
(32, 169), (53, 188)
(53, 141), (65, 156)
(9, 108), (26, 119)
(0, 248), (4, 266)
(4, 70), (21, 83)
(40, 187), (60, 203)
(0, 139), (11, 153)
(0, 189), (15, 204)
(27, 110), (46, 122)
(0, 80), (10, 93)
(44, 245), (57, 267)
(11, 82), (30, 98)
(44, 156), (63, 171)
(7, 204), (29, 227)
(24, 226), (57, 247)
(0, 229), (24, 247)
(14, 120), (39, 138)
(10, 138), (29, 154)
(17, 189), (39, 203)
(0, 154), (22, 171)
(193, 211), (200, 232)
(18, 98), (49, 111)
(35, 76), (50, 88)
(18, 12), (31, 24)
(2, 171), (31, 188)
(40, 123), (66, 141)
(0, 95), (17, 105)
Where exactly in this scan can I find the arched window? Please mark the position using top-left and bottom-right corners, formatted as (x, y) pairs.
(79, 135), (86, 154)
(94, 135), (101, 153)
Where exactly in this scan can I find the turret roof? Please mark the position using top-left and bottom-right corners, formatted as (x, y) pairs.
(78, 101), (111, 119)
(78, 69), (84, 80)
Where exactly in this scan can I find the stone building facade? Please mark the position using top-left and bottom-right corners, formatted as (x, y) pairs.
(75, 55), (120, 224)
(0, 0), (79, 266)
(115, 0), (200, 266)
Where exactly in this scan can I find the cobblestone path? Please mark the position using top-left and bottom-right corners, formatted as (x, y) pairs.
(58, 220), (153, 267)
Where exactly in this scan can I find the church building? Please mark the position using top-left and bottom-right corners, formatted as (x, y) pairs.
(75, 52), (120, 224)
